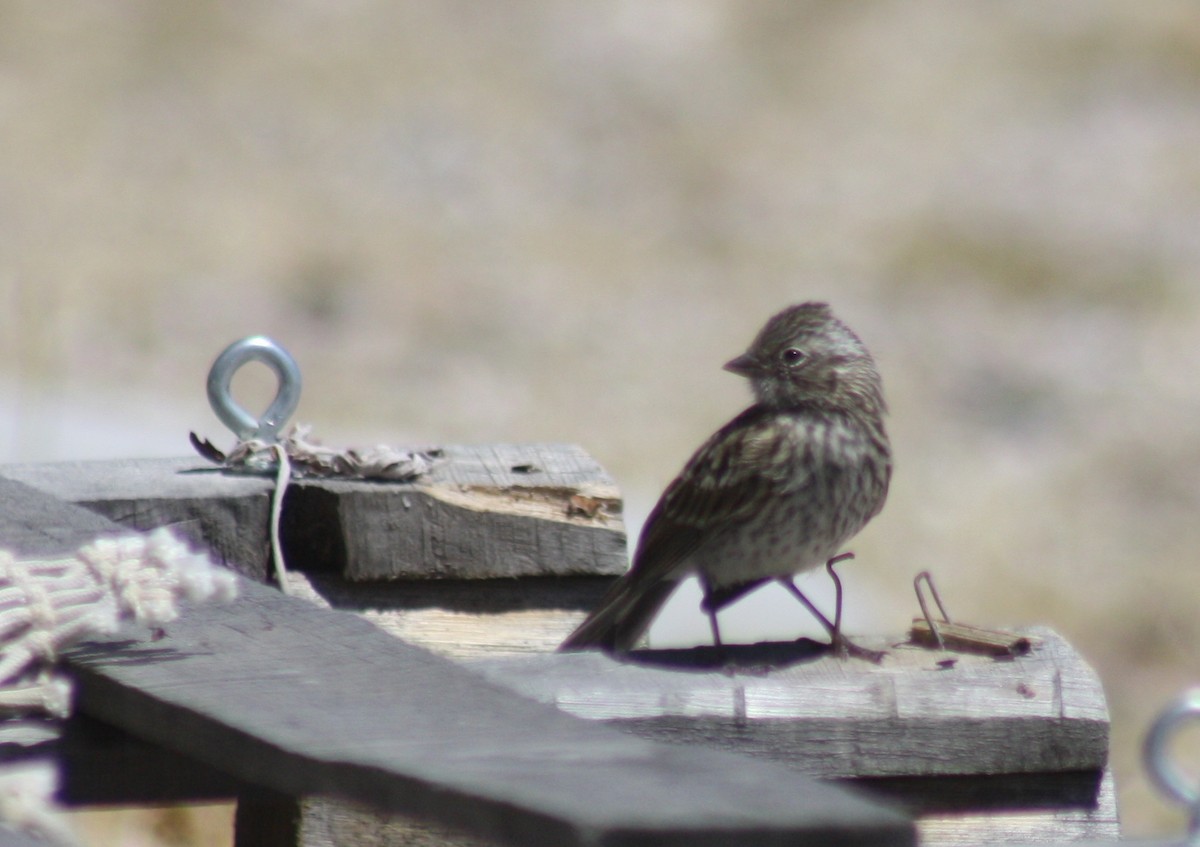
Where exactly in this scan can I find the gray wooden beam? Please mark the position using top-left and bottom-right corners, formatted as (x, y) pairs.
(4, 447), (628, 584)
(54, 715), (244, 805)
(63, 575), (912, 847)
(2, 459), (275, 580)
(0, 474), (912, 846)
(463, 628), (1110, 779)
(0, 472), (119, 557)
(331, 442), (627, 581)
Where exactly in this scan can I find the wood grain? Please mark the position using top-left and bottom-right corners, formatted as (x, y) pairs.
(464, 628), (1109, 779)
(915, 769), (1119, 847)
(4, 447), (628, 583)
(3, 458), (275, 580)
(0, 472), (912, 845)
(0, 463), (1117, 845)
(326, 442), (626, 580)
(63, 576), (912, 847)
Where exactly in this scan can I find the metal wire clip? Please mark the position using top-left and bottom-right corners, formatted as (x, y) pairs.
(909, 570), (1035, 658)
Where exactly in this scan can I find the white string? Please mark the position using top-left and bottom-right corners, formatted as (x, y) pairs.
(203, 425), (437, 594)
(270, 442), (292, 595)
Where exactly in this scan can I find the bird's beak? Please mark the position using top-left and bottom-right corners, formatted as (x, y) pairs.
(723, 353), (757, 377)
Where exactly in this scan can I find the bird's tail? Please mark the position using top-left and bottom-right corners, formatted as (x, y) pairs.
(558, 571), (678, 652)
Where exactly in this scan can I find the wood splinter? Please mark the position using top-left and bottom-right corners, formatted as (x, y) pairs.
(908, 570), (1038, 658)
(909, 617), (1036, 658)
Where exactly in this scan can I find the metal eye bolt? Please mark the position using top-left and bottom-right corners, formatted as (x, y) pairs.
(206, 336), (302, 442)
(1144, 688), (1200, 841)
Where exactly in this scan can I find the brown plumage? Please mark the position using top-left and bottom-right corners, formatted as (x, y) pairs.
(560, 302), (891, 652)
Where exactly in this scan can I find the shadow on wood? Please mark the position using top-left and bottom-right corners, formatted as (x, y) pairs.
(618, 638), (832, 671)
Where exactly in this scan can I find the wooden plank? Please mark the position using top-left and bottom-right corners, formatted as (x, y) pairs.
(855, 768), (1107, 816)
(0, 474), (912, 844)
(286, 795), (494, 847)
(63, 576), (912, 847)
(0, 469), (1118, 844)
(4, 448), (628, 583)
(916, 768), (1120, 847)
(3, 459), (274, 580)
(260, 574), (1120, 844)
(462, 628), (1109, 779)
(234, 789), (300, 847)
(54, 714), (243, 805)
(292, 442), (627, 580)
(0, 473), (118, 557)
(294, 572), (610, 658)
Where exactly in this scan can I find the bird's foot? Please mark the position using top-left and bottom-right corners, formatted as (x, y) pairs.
(829, 632), (887, 664)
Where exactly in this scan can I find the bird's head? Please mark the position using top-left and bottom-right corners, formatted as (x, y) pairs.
(724, 302), (886, 413)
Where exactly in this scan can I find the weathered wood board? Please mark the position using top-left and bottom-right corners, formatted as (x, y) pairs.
(0, 472), (122, 556)
(4, 447), (628, 584)
(2, 458), (275, 579)
(915, 768), (1119, 847)
(274, 569), (1118, 845)
(292, 572), (610, 657)
(55, 715), (243, 805)
(295, 443), (627, 580)
(63, 577), (912, 847)
(0, 473), (913, 846)
(0, 461), (1120, 845)
(463, 628), (1110, 780)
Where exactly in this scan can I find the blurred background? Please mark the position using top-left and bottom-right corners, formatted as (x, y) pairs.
(3, 2), (1200, 843)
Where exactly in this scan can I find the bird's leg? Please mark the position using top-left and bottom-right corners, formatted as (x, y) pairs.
(705, 607), (724, 649)
(700, 579), (767, 651)
(825, 551), (853, 637)
(779, 552), (885, 663)
(777, 578), (837, 633)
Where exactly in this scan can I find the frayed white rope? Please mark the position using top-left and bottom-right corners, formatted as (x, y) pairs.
(0, 529), (236, 688)
(0, 761), (77, 845)
(0, 529), (237, 843)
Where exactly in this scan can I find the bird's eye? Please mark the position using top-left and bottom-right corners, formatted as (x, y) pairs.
(781, 347), (806, 366)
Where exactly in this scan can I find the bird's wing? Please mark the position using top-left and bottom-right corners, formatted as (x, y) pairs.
(630, 406), (811, 582)
(560, 406), (815, 651)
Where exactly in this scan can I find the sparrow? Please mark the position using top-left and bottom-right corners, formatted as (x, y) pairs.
(560, 302), (890, 656)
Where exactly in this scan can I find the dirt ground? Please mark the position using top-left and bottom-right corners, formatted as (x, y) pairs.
(4, 3), (1200, 843)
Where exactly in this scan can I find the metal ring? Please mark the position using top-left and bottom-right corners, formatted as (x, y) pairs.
(1144, 688), (1200, 809)
(206, 336), (302, 441)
